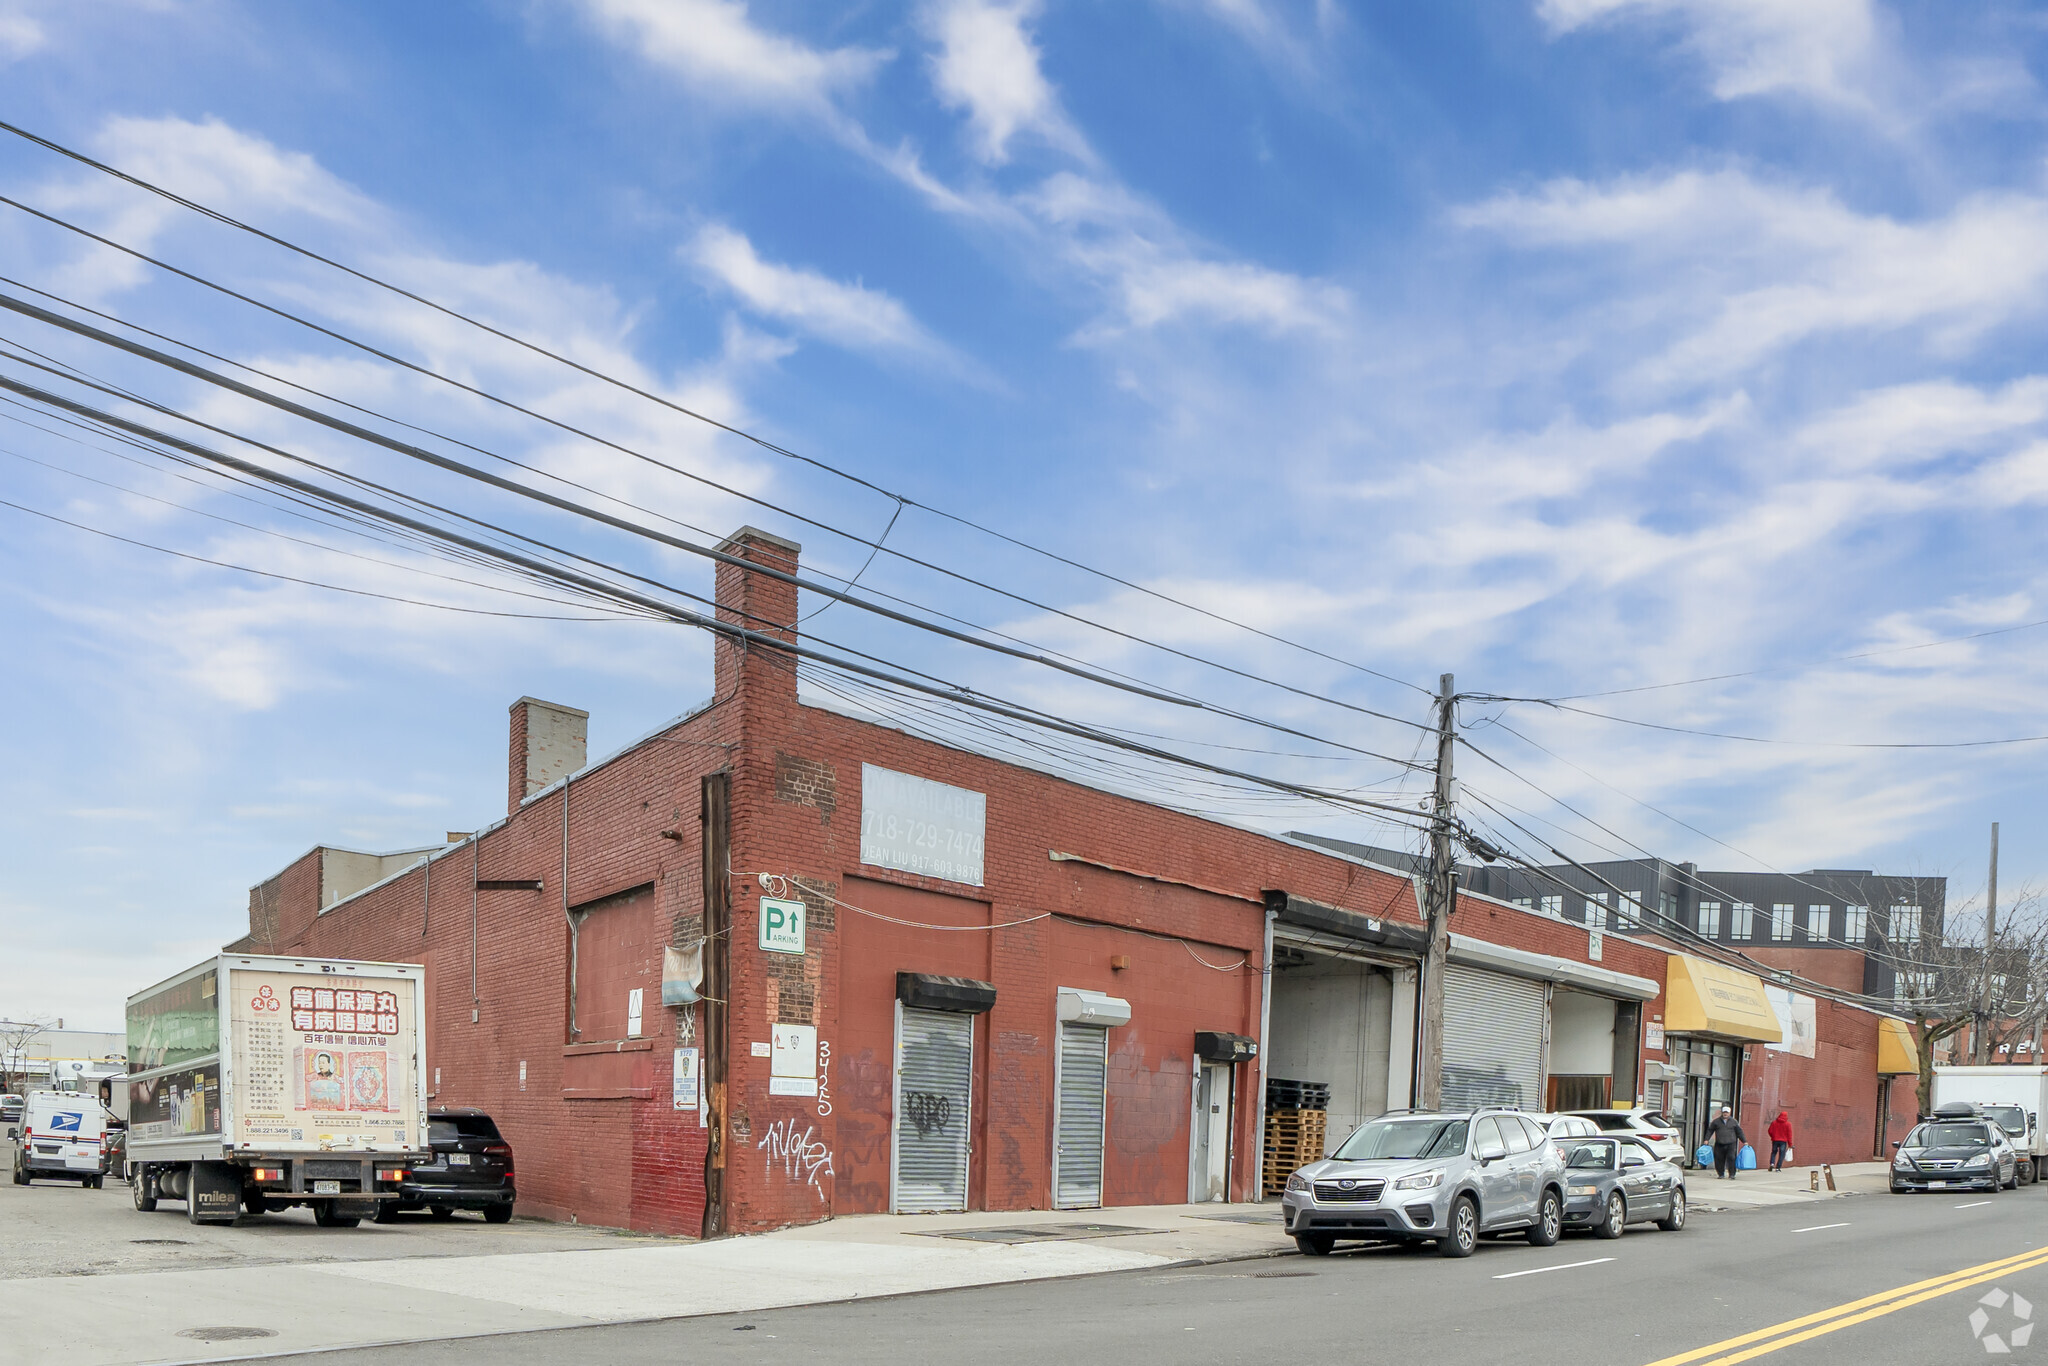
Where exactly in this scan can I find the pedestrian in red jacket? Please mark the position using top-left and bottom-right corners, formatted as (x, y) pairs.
(1768, 1111), (1793, 1171)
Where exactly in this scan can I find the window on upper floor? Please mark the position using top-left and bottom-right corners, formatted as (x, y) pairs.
(1731, 903), (1755, 940)
(1589, 891), (1610, 929)
(1541, 894), (1563, 918)
(1771, 904), (1795, 941)
(1896, 971), (1937, 1003)
(1894, 906), (1923, 945)
(1700, 901), (1723, 937)
(1843, 905), (1868, 944)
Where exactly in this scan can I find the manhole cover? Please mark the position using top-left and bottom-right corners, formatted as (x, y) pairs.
(131, 1239), (190, 1247)
(176, 1328), (278, 1342)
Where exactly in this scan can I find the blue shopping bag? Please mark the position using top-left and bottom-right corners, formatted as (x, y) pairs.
(1737, 1143), (1757, 1170)
(1695, 1143), (1712, 1167)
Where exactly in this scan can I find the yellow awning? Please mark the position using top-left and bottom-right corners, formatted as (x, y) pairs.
(1878, 1017), (1920, 1075)
(1665, 955), (1783, 1044)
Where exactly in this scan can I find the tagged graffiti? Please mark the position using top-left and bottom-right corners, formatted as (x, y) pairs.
(816, 1040), (833, 1118)
(904, 1091), (952, 1139)
(759, 1117), (834, 1200)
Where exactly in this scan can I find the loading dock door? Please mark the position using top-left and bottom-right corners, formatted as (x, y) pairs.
(1055, 1022), (1109, 1209)
(892, 1006), (974, 1214)
(1441, 965), (1545, 1110)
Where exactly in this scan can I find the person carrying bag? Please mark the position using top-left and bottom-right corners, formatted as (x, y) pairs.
(1705, 1106), (1748, 1179)
(1768, 1111), (1794, 1171)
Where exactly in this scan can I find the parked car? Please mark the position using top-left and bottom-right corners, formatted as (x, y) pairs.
(373, 1108), (515, 1223)
(11, 1091), (115, 1187)
(1531, 1112), (1602, 1162)
(1891, 1114), (2020, 1194)
(1560, 1135), (1688, 1237)
(1281, 1108), (1568, 1259)
(0, 1094), (23, 1126)
(1569, 1108), (1688, 1166)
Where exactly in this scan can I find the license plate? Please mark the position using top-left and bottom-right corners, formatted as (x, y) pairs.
(448, 1153), (471, 1165)
(1931, 1180), (1952, 1188)
(313, 1180), (341, 1195)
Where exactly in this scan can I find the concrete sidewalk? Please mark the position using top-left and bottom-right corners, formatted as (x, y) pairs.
(0, 1203), (1292, 1366)
(1691, 1161), (1892, 1210)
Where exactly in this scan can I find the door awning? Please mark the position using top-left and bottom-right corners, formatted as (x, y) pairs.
(1665, 955), (1782, 1044)
(1878, 1017), (1920, 1076)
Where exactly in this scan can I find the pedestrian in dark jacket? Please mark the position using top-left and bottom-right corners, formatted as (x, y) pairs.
(1768, 1111), (1793, 1171)
(1706, 1107), (1747, 1179)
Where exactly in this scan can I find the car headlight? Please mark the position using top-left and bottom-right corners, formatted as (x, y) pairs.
(1965, 1154), (1991, 1168)
(1894, 1153), (1915, 1169)
(1392, 1169), (1444, 1191)
(1285, 1172), (1311, 1194)
(1568, 1185), (1600, 1197)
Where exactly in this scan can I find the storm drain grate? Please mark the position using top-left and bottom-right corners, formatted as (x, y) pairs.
(914, 1223), (1160, 1244)
(177, 1328), (278, 1342)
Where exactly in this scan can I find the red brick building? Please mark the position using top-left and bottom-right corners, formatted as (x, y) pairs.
(232, 527), (1684, 1236)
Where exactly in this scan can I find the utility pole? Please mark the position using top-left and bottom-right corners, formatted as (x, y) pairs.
(1416, 673), (1457, 1110)
(1978, 822), (2000, 1065)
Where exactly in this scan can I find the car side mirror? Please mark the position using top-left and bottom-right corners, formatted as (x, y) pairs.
(1622, 1155), (1647, 1169)
(2033, 1113), (2039, 1131)
(1892, 1140), (1902, 1149)
(3, 1127), (13, 1140)
(1477, 1142), (1507, 1164)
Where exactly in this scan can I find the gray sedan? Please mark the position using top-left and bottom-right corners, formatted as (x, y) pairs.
(1560, 1136), (1688, 1238)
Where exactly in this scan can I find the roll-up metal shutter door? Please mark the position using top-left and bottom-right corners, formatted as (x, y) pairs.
(893, 1007), (974, 1214)
(1441, 964), (1545, 1111)
(1055, 1022), (1108, 1209)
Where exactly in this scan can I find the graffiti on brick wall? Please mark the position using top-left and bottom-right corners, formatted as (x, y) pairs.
(759, 1117), (834, 1200)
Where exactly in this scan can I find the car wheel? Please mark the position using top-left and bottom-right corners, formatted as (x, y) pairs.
(133, 1168), (157, 1212)
(1596, 1191), (1626, 1239)
(2005, 1165), (2020, 1191)
(483, 1204), (513, 1225)
(1657, 1190), (1687, 1232)
(1294, 1233), (1334, 1256)
(13, 1159), (28, 1186)
(85, 1176), (102, 1190)
(429, 1204), (455, 1221)
(1527, 1190), (1563, 1247)
(1438, 1196), (1479, 1258)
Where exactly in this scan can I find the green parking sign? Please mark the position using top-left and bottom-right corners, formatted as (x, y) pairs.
(759, 897), (806, 956)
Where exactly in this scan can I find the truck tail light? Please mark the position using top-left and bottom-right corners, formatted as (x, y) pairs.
(252, 1168), (284, 1183)
(377, 1168), (408, 1183)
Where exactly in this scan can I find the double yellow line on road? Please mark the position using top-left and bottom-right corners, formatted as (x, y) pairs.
(1643, 1243), (2048, 1366)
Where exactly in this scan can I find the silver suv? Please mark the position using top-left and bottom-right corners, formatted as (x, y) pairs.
(1281, 1109), (1568, 1258)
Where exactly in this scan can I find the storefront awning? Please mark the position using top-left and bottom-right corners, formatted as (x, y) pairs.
(1878, 1017), (1919, 1075)
(1665, 955), (1782, 1044)
(1448, 935), (1660, 1001)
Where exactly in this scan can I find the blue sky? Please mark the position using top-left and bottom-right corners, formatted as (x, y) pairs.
(2, 0), (2046, 1029)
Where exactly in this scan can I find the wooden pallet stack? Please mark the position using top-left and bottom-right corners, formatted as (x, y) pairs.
(1261, 1078), (1331, 1195)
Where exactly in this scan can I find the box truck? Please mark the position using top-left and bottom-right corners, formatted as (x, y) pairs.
(125, 954), (428, 1225)
(1931, 1065), (2048, 1183)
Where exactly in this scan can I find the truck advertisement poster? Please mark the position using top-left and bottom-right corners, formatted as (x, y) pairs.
(128, 1064), (222, 1143)
(229, 969), (422, 1149)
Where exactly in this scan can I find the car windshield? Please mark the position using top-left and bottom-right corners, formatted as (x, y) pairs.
(1907, 1122), (1991, 1149)
(1335, 1118), (1470, 1161)
(1566, 1141), (1618, 1171)
(1985, 1106), (2026, 1135)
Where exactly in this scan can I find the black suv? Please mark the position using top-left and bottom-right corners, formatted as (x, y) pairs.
(375, 1108), (516, 1223)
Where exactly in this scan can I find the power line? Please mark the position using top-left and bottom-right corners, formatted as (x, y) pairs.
(0, 116), (1430, 699)
(1474, 693), (2048, 749)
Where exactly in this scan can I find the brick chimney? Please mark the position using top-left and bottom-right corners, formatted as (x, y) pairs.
(508, 696), (589, 813)
(713, 526), (801, 708)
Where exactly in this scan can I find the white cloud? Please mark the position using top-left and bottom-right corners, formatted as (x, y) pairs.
(687, 223), (949, 360)
(570, 0), (888, 120)
(924, 0), (1089, 165)
(1537, 0), (1879, 105)
(0, 5), (45, 62)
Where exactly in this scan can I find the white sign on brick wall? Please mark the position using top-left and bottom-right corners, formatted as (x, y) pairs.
(860, 764), (986, 886)
(769, 1023), (818, 1097)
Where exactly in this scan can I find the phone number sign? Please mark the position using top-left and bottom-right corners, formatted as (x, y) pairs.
(860, 764), (986, 887)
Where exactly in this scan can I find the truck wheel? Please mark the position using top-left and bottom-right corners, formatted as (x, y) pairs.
(312, 1201), (361, 1229)
(12, 1156), (28, 1186)
(372, 1201), (398, 1224)
(243, 1191), (270, 1217)
(133, 1168), (157, 1212)
(2022, 1161), (2036, 1186)
(483, 1204), (514, 1225)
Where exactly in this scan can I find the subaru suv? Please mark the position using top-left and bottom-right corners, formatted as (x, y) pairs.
(1281, 1109), (1568, 1258)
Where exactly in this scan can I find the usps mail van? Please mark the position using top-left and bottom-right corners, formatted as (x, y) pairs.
(12, 1090), (114, 1187)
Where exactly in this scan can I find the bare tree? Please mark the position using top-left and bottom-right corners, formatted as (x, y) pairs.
(0, 1017), (57, 1094)
(1876, 886), (2048, 1115)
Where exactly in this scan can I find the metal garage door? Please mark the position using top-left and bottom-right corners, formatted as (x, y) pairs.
(1055, 1022), (1108, 1209)
(1441, 965), (1545, 1110)
(893, 1007), (974, 1214)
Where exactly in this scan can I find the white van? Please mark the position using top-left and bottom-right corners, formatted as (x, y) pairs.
(11, 1091), (114, 1188)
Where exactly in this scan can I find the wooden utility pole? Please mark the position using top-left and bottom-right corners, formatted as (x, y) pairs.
(1978, 822), (2000, 1065)
(1416, 673), (1458, 1110)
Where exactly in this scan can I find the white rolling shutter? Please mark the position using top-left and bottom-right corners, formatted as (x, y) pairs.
(1055, 1022), (1108, 1209)
(893, 1007), (974, 1214)
(1441, 965), (1545, 1111)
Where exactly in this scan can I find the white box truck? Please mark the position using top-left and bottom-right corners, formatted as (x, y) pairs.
(1931, 1065), (2048, 1183)
(125, 953), (428, 1226)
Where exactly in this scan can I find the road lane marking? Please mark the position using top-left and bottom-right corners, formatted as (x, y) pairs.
(1956, 1201), (1994, 1209)
(1493, 1257), (1614, 1280)
(1790, 1223), (1848, 1233)
(1640, 1245), (2048, 1366)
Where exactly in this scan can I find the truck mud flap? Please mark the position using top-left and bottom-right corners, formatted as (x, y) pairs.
(189, 1162), (243, 1224)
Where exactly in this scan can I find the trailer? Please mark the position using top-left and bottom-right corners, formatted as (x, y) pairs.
(1931, 1065), (2048, 1183)
(125, 954), (428, 1226)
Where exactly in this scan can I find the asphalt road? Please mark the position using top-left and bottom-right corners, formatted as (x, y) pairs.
(300, 1187), (2048, 1366)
